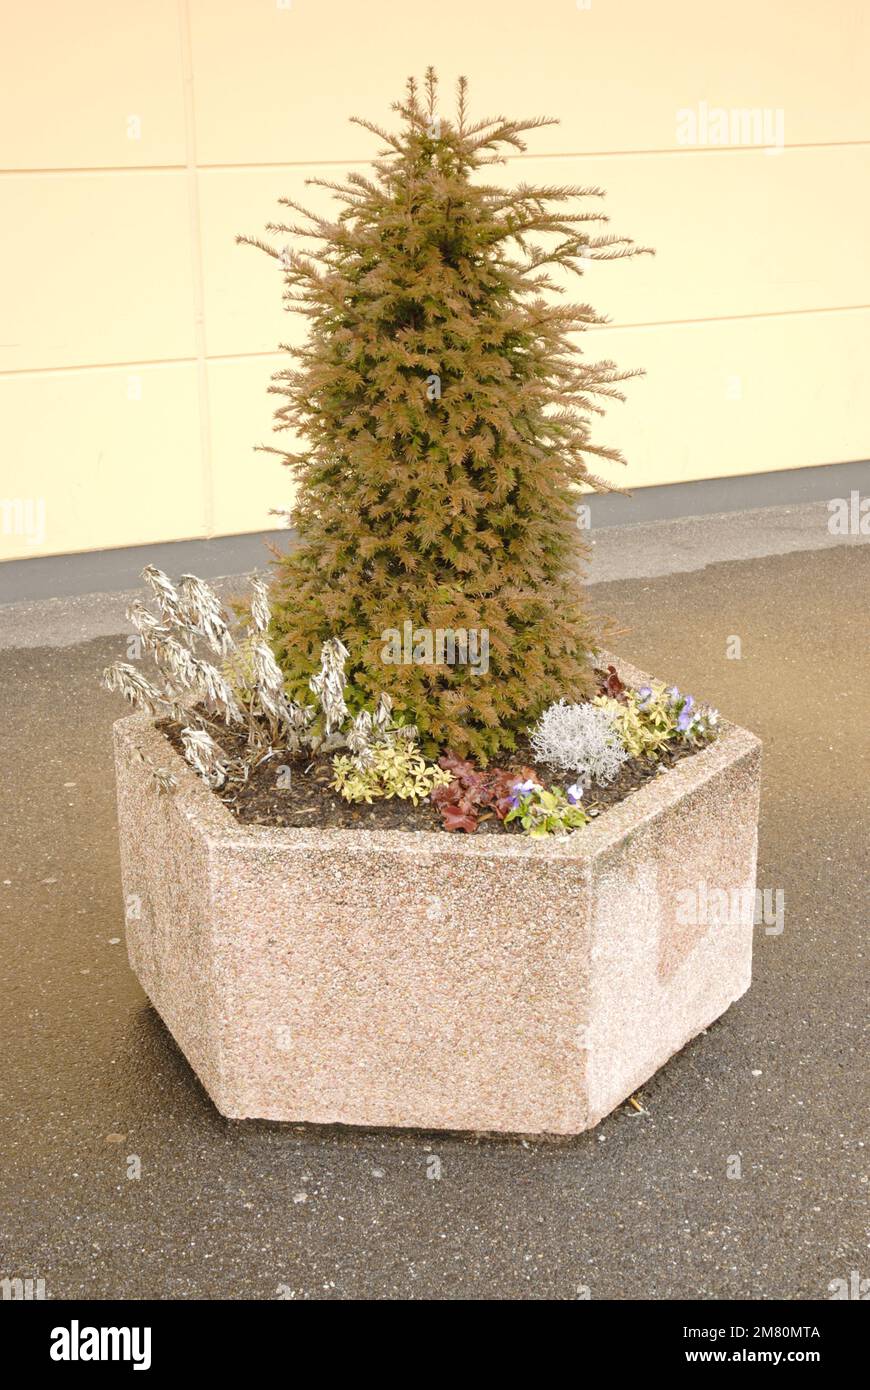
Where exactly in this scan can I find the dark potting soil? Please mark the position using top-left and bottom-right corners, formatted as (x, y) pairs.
(159, 718), (700, 836)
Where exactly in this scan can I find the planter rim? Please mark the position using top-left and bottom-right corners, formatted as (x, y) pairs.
(113, 651), (760, 862)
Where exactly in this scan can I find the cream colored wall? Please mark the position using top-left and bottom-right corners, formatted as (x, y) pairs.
(2, 0), (868, 562)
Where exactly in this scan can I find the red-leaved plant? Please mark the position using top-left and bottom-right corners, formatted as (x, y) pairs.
(431, 754), (539, 834)
(596, 664), (628, 704)
(431, 669), (630, 830)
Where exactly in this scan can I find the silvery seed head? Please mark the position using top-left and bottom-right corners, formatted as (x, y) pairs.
(178, 574), (232, 656)
(153, 634), (200, 690)
(191, 657), (245, 725)
(346, 709), (374, 756)
(309, 637), (349, 734)
(248, 575), (272, 637)
(141, 565), (185, 625)
(251, 639), (285, 696)
(126, 599), (170, 650)
(130, 743), (179, 794)
(180, 726), (229, 789)
(257, 684), (288, 730)
(151, 765), (179, 795)
(102, 662), (167, 717)
(373, 693), (392, 731)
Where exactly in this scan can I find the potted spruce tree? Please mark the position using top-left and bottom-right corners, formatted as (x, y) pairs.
(107, 73), (761, 1134)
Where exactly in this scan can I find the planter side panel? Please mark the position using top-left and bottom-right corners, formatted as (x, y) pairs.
(113, 721), (225, 1104)
(586, 740), (761, 1125)
(209, 844), (593, 1135)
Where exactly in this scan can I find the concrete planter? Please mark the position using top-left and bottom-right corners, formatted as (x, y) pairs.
(113, 656), (761, 1135)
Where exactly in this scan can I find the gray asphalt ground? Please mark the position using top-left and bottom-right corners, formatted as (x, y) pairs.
(0, 511), (867, 1300)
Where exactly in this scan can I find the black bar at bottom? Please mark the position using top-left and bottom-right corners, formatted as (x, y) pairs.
(3, 1296), (864, 1372)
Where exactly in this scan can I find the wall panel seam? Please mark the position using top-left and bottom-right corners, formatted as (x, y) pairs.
(4, 306), (867, 379)
(3, 139), (868, 178)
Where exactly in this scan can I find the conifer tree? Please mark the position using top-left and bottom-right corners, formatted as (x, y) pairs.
(239, 70), (651, 760)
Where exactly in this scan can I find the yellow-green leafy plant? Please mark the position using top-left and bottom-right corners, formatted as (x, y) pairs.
(595, 683), (719, 760)
(594, 693), (671, 759)
(332, 742), (453, 805)
(503, 780), (589, 838)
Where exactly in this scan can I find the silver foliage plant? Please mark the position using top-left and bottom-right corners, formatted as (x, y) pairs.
(102, 567), (413, 792)
(530, 699), (629, 786)
(180, 726), (230, 790)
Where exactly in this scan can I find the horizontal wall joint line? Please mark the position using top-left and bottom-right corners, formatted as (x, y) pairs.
(1, 138), (869, 177)
(3, 304), (869, 378)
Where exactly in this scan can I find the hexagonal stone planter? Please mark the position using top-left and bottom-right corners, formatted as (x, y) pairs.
(113, 656), (761, 1135)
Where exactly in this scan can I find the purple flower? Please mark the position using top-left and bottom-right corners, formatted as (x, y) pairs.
(681, 693), (694, 713)
(677, 709), (693, 732)
(509, 777), (540, 808)
(667, 686), (680, 703)
(566, 782), (584, 805)
(636, 685), (653, 708)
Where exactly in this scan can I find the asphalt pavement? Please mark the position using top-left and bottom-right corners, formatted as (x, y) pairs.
(0, 515), (867, 1299)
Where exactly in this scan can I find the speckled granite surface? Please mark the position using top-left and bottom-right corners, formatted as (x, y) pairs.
(113, 655), (761, 1134)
